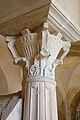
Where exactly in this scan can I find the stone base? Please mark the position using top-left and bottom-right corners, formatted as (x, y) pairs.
(6, 99), (22, 120)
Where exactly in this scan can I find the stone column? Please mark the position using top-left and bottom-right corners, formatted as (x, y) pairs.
(6, 23), (71, 120)
(23, 77), (57, 120)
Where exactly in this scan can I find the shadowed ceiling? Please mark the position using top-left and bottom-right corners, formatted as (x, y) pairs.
(68, 41), (80, 56)
(0, 0), (51, 36)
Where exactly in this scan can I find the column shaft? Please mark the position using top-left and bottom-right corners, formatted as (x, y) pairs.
(23, 77), (58, 120)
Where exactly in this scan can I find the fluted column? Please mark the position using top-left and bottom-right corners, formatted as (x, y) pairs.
(6, 23), (71, 120)
(23, 77), (58, 120)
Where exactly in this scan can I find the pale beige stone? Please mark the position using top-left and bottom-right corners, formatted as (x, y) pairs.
(6, 99), (22, 120)
(6, 23), (70, 120)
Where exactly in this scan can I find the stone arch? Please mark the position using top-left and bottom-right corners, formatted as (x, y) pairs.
(56, 75), (67, 120)
(68, 63), (80, 90)
(70, 91), (80, 120)
(0, 67), (9, 95)
(0, 35), (22, 94)
(57, 87), (66, 120)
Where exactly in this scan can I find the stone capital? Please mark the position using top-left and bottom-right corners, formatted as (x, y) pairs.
(6, 23), (71, 80)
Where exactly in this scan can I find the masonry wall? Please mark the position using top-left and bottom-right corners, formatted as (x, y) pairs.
(0, 35), (22, 95)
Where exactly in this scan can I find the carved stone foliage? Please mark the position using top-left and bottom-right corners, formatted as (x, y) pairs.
(6, 23), (71, 80)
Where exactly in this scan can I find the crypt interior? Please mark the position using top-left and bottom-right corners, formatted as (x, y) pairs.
(0, 0), (80, 120)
